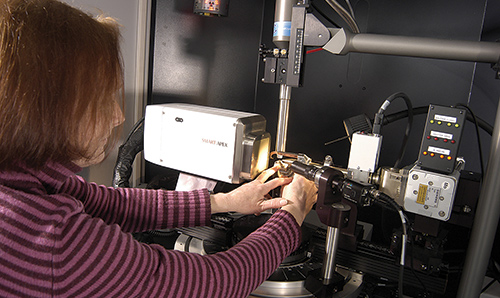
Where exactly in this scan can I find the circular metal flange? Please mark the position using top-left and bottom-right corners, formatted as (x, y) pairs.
(250, 266), (363, 298)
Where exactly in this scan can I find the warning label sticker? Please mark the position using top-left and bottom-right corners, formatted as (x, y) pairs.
(417, 184), (441, 207)
(417, 184), (428, 205)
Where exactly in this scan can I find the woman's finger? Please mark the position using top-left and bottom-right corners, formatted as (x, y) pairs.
(260, 197), (288, 211)
(256, 166), (279, 183)
(261, 177), (292, 193)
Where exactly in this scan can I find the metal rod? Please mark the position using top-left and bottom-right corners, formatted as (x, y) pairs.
(457, 99), (500, 298)
(322, 226), (341, 285)
(276, 84), (292, 154)
(324, 28), (500, 63)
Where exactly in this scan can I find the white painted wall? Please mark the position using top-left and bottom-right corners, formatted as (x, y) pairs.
(61, 0), (150, 186)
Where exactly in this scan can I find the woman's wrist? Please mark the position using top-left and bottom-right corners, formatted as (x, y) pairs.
(280, 205), (304, 226)
(210, 192), (229, 214)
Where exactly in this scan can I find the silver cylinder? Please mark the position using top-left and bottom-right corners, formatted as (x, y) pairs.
(322, 226), (341, 284)
(325, 28), (500, 63)
(457, 100), (500, 297)
(275, 84), (291, 154)
(273, 0), (294, 49)
(349, 33), (500, 63)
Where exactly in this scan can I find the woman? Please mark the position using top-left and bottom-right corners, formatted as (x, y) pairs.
(0, 0), (317, 297)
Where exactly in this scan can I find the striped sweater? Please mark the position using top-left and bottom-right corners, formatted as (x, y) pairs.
(0, 162), (301, 297)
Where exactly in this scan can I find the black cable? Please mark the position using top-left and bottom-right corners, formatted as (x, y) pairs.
(394, 95), (413, 168)
(398, 265), (404, 298)
(372, 92), (413, 169)
(369, 189), (408, 298)
(382, 106), (428, 129)
(112, 118), (145, 188)
(456, 104), (485, 180)
(124, 117), (145, 144)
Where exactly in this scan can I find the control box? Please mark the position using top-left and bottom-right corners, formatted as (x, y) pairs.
(417, 105), (467, 174)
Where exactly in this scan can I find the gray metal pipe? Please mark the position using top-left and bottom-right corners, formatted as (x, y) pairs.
(457, 100), (500, 298)
(276, 84), (291, 154)
(324, 28), (500, 63)
(322, 226), (341, 284)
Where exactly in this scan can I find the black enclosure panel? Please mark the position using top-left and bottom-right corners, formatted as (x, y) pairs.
(148, 0), (500, 181)
(149, 0), (265, 111)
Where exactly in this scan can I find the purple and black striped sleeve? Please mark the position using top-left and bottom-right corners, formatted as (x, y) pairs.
(51, 175), (301, 297)
(58, 175), (212, 232)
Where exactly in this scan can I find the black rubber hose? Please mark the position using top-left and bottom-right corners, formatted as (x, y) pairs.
(112, 119), (144, 188)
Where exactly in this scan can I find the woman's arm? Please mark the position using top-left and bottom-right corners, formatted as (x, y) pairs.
(53, 204), (300, 298)
(55, 169), (315, 297)
(60, 166), (302, 232)
(59, 175), (212, 233)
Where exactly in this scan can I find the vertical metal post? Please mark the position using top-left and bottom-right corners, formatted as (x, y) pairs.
(276, 84), (292, 154)
(457, 99), (500, 298)
(322, 226), (341, 284)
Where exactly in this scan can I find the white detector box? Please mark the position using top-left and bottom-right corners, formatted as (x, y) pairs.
(347, 132), (383, 182)
(144, 103), (271, 184)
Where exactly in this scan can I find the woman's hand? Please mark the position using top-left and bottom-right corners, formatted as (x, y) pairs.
(210, 166), (292, 215)
(280, 174), (318, 225)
